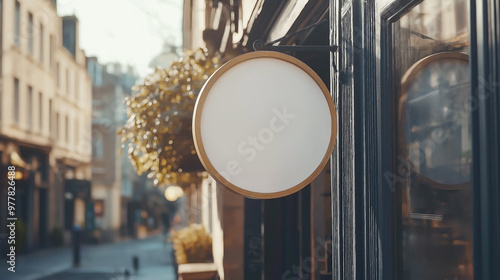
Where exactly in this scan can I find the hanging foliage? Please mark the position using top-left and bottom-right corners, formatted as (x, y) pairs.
(120, 48), (221, 186)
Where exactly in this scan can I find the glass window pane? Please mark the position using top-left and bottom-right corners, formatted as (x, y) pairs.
(50, 35), (54, 69)
(14, 1), (20, 46)
(49, 99), (53, 137)
(28, 85), (33, 129)
(392, 0), (473, 279)
(39, 92), (43, 131)
(14, 78), (20, 123)
(40, 23), (44, 63)
(28, 12), (33, 55)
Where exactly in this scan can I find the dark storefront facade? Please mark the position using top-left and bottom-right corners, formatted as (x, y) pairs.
(0, 139), (52, 253)
(330, 0), (499, 279)
(184, 0), (499, 278)
(0, 139), (93, 253)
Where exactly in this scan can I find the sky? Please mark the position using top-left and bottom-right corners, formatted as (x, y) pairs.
(57, 0), (183, 79)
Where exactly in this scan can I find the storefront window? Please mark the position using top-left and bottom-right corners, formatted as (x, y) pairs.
(392, 0), (473, 279)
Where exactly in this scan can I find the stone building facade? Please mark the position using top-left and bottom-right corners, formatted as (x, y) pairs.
(0, 0), (92, 252)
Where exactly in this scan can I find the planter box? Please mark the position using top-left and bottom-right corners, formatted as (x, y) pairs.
(178, 263), (218, 280)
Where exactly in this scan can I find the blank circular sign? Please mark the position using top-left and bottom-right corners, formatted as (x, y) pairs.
(193, 51), (337, 199)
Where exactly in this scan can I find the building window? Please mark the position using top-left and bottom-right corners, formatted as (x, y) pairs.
(50, 35), (54, 69)
(65, 115), (69, 143)
(92, 134), (103, 159)
(391, 0), (473, 279)
(13, 78), (20, 124)
(56, 112), (60, 140)
(28, 12), (34, 55)
(39, 23), (44, 64)
(14, 1), (20, 46)
(27, 85), (33, 129)
(75, 73), (79, 102)
(66, 69), (70, 95)
(39, 92), (43, 132)
(74, 118), (79, 147)
(56, 62), (60, 88)
(49, 99), (53, 137)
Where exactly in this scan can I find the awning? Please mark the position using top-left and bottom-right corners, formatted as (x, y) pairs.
(10, 151), (28, 168)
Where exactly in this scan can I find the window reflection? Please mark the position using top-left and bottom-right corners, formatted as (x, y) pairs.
(402, 54), (470, 187)
(392, 0), (473, 279)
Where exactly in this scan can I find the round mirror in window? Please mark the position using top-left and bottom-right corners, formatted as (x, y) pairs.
(399, 52), (470, 190)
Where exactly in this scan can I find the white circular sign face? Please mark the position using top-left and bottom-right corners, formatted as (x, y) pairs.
(193, 51), (337, 198)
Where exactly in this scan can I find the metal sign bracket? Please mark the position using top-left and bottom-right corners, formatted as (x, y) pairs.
(252, 19), (339, 72)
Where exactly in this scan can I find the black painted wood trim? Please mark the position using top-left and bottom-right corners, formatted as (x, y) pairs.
(330, 0), (371, 279)
(359, 0), (380, 279)
(470, 0), (500, 279)
(329, 0), (342, 278)
(379, 6), (396, 280)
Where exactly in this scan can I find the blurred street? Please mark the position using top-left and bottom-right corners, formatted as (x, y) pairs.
(0, 234), (176, 280)
(2, 0), (498, 279)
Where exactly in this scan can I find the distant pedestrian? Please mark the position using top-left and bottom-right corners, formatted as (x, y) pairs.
(147, 217), (154, 229)
(161, 210), (172, 244)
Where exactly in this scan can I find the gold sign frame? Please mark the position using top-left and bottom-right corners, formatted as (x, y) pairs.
(193, 51), (337, 199)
